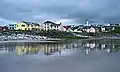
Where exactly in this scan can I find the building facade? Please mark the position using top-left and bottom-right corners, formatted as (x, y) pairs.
(83, 26), (100, 33)
(0, 26), (8, 31)
(8, 24), (16, 30)
(42, 21), (63, 31)
(16, 21), (41, 31)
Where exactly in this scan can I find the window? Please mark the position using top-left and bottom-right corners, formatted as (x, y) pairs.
(12, 28), (14, 30)
(50, 25), (52, 28)
(32, 28), (34, 30)
(22, 25), (25, 27)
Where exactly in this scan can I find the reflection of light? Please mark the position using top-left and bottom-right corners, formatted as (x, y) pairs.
(112, 45), (115, 49)
(86, 43), (90, 47)
(107, 49), (110, 53)
(89, 43), (95, 49)
(85, 49), (89, 55)
(85, 43), (96, 49)
(101, 44), (106, 49)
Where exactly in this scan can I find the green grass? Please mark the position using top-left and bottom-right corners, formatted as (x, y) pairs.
(61, 36), (88, 39)
(110, 29), (120, 34)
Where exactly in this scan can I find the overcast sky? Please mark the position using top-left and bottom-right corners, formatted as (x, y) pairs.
(0, 0), (120, 25)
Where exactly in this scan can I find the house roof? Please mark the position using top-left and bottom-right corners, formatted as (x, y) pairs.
(83, 26), (101, 29)
(83, 26), (91, 29)
(9, 24), (16, 25)
(44, 21), (56, 24)
(0, 26), (8, 30)
(22, 21), (40, 26)
(70, 26), (79, 30)
(63, 26), (71, 30)
(44, 21), (61, 26)
(104, 26), (115, 27)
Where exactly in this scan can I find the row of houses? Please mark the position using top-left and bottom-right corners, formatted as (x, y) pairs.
(8, 21), (41, 31)
(68, 25), (115, 33)
(7, 21), (63, 31)
(0, 20), (119, 33)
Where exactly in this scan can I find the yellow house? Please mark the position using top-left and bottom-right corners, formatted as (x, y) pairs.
(16, 21), (41, 31)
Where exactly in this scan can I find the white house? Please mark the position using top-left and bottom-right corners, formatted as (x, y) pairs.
(89, 27), (96, 33)
(68, 26), (83, 33)
(83, 26), (100, 33)
(42, 21), (63, 31)
(101, 27), (106, 32)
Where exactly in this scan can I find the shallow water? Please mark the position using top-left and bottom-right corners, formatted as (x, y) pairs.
(0, 39), (120, 72)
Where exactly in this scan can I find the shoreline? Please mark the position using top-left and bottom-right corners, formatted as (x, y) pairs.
(0, 37), (120, 43)
(0, 39), (63, 43)
(81, 37), (120, 40)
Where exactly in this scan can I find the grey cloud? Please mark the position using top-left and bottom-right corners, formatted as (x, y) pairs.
(0, 0), (120, 25)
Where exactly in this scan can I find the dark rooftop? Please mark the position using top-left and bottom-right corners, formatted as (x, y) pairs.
(44, 21), (61, 26)
(22, 21), (40, 26)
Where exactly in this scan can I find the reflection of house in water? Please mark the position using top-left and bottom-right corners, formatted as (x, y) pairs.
(43, 44), (65, 55)
(1, 40), (120, 56)
(16, 44), (40, 55)
(77, 40), (120, 54)
(85, 43), (96, 49)
(85, 49), (91, 55)
(101, 44), (106, 49)
(15, 43), (66, 56)
(0, 43), (16, 52)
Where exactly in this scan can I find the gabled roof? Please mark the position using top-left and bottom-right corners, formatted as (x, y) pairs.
(44, 21), (61, 26)
(9, 24), (16, 25)
(51, 23), (61, 26)
(21, 21), (40, 26)
(44, 21), (56, 24)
